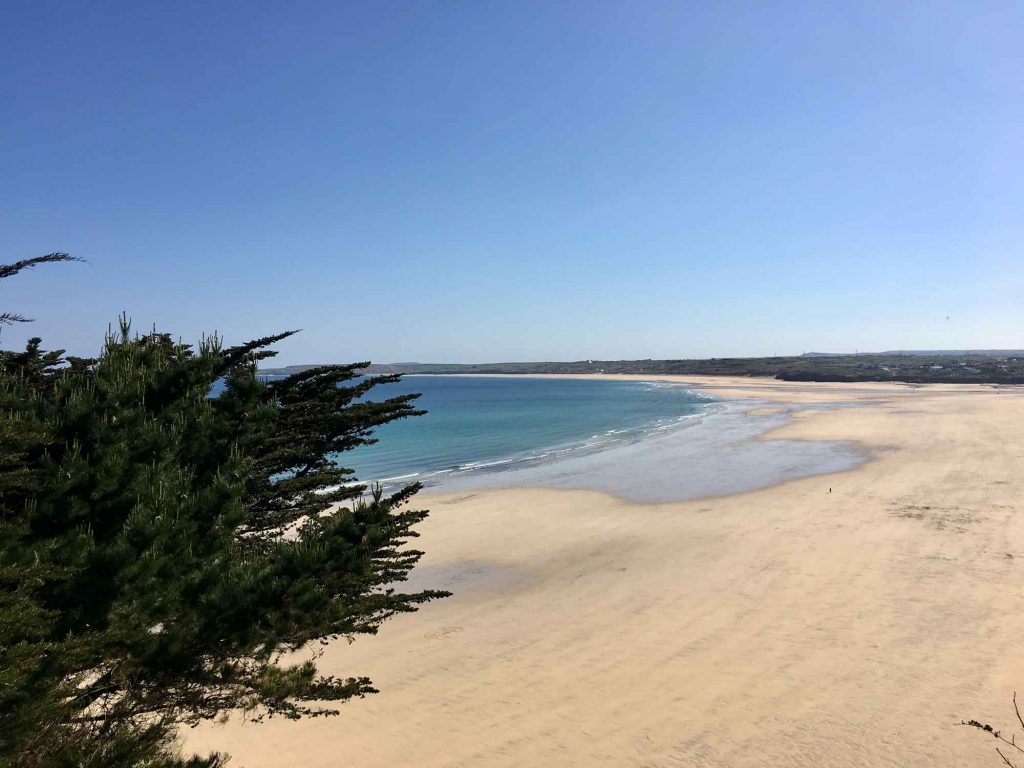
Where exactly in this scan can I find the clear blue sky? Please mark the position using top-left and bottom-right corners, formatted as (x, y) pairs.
(3, 1), (1022, 364)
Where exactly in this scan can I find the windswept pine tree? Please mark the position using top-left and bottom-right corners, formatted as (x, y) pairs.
(0, 256), (446, 767)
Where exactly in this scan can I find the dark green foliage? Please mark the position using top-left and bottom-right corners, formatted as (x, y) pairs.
(0, 258), (446, 766)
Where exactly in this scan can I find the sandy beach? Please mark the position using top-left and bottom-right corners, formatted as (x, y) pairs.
(185, 376), (1024, 767)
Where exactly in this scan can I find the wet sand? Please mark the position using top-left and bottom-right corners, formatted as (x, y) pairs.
(435, 396), (864, 502)
(185, 376), (1024, 767)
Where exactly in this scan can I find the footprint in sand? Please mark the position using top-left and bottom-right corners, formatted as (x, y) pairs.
(425, 625), (464, 640)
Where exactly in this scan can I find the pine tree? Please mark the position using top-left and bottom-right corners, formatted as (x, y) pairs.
(0, 256), (447, 766)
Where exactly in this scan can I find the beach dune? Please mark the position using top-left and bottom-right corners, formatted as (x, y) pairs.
(186, 377), (1024, 767)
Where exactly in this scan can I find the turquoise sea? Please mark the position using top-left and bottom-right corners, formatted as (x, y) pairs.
(340, 376), (714, 487)
(220, 373), (862, 501)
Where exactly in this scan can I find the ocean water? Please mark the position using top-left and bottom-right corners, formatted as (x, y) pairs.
(439, 398), (865, 502)
(340, 376), (715, 488)
(215, 374), (863, 501)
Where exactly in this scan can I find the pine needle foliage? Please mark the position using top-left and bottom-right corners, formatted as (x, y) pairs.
(0, 258), (446, 766)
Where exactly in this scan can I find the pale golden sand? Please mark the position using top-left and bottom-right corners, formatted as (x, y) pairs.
(186, 376), (1024, 767)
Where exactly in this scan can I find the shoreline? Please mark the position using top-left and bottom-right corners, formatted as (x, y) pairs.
(186, 377), (1024, 767)
(414, 370), (1024, 398)
(360, 376), (719, 495)
(429, 394), (868, 504)
(390, 373), (878, 504)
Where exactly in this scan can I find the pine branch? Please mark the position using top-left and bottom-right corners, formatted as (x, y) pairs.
(0, 253), (83, 325)
(0, 253), (83, 279)
(1, 317), (444, 765)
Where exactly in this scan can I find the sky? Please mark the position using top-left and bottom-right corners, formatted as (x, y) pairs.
(2, 1), (1023, 364)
